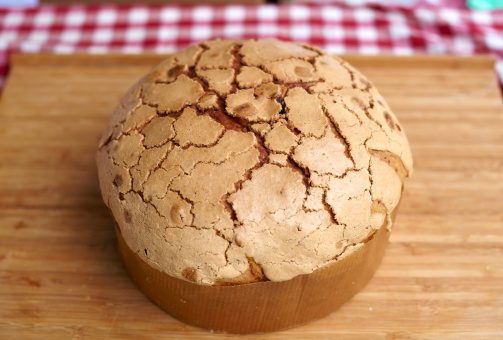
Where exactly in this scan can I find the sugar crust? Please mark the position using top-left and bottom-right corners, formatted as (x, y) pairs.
(97, 38), (413, 285)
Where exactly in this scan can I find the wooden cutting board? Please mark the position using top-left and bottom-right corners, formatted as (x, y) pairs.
(0, 54), (502, 339)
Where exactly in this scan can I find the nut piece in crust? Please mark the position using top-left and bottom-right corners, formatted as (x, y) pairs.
(226, 89), (282, 123)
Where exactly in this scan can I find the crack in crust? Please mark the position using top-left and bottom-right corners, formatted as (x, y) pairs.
(97, 39), (412, 285)
(320, 101), (356, 169)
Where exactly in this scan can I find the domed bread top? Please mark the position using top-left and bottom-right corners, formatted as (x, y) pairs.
(97, 38), (413, 285)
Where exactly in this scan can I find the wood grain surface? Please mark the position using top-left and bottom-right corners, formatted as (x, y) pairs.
(0, 54), (502, 339)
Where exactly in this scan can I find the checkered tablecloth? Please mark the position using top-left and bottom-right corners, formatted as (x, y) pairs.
(1, 3), (503, 93)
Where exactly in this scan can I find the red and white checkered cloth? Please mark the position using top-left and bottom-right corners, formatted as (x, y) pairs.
(1, 3), (503, 93)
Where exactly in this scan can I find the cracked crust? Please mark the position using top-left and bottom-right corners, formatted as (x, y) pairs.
(97, 38), (413, 286)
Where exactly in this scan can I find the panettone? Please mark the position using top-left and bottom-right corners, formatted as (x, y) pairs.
(96, 38), (412, 333)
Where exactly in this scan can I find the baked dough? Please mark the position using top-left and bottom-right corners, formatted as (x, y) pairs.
(97, 38), (413, 285)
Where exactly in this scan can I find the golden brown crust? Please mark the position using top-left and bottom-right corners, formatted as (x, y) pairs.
(97, 38), (413, 285)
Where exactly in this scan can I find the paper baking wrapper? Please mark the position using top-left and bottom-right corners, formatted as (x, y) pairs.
(115, 206), (399, 334)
